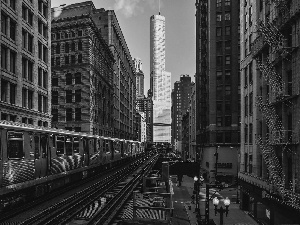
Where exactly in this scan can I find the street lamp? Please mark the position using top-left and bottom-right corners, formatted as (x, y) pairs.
(194, 176), (200, 214)
(213, 197), (230, 225)
(214, 146), (220, 184)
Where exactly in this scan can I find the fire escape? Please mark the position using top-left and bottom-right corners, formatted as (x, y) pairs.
(252, 0), (300, 208)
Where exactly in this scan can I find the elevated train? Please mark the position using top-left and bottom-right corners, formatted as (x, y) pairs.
(0, 120), (145, 210)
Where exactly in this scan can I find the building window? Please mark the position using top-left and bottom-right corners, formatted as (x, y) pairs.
(65, 55), (69, 64)
(217, 101), (222, 113)
(65, 42), (69, 53)
(225, 56), (231, 65)
(249, 92), (253, 115)
(22, 4), (33, 26)
(66, 108), (72, 121)
(71, 55), (76, 64)
(78, 41), (82, 50)
(216, 86), (223, 100)
(225, 86), (231, 99)
(10, 19), (16, 41)
(225, 12), (231, 21)
(217, 0), (222, 7)
(52, 91), (58, 104)
(225, 0), (230, 6)
(9, 50), (16, 74)
(52, 109), (58, 122)
(75, 72), (81, 84)
(56, 44), (60, 54)
(78, 30), (83, 36)
(225, 41), (231, 51)
(216, 42), (222, 54)
(225, 26), (231, 36)
(217, 117), (222, 127)
(28, 60), (33, 82)
(249, 123), (253, 144)
(56, 32), (60, 40)
(52, 77), (58, 86)
(38, 68), (43, 86)
(38, 94), (42, 111)
(217, 56), (222, 67)
(75, 108), (81, 121)
(1, 80), (8, 102)
(1, 45), (8, 70)
(22, 88), (27, 107)
(38, 0), (48, 19)
(216, 132), (223, 143)
(225, 116), (231, 126)
(216, 27), (222, 37)
(1, 12), (8, 35)
(10, 83), (16, 104)
(71, 42), (75, 51)
(78, 54), (82, 63)
(75, 90), (81, 102)
(43, 96), (48, 112)
(56, 57), (60, 66)
(66, 90), (72, 103)
(216, 71), (222, 85)
(28, 90), (33, 109)
(245, 95), (248, 116)
(216, 13), (222, 22)
(66, 73), (72, 85)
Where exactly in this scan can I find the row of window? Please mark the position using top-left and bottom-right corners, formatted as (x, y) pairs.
(216, 0), (231, 7)
(1, 79), (16, 104)
(244, 123), (253, 144)
(52, 90), (81, 104)
(216, 12), (231, 22)
(52, 54), (83, 66)
(53, 41), (83, 54)
(216, 26), (231, 37)
(216, 55), (231, 67)
(51, 108), (81, 122)
(52, 73), (82, 86)
(244, 92), (253, 116)
(216, 116), (232, 127)
(52, 29), (83, 40)
(244, 62), (253, 87)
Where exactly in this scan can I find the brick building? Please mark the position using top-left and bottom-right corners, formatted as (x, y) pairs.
(0, 0), (51, 126)
(51, 3), (114, 135)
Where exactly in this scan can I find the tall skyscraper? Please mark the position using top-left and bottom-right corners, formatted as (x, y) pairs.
(150, 14), (171, 143)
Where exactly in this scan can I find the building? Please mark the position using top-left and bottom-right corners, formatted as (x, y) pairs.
(92, 7), (137, 140)
(239, 1), (300, 223)
(0, 0), (51, 126)
(189, 82), (196, 160)
(136, 90), (153, 143)
(195, 0), (240, 184)
(150, 14), (172, 143)
(171, 75), (193, 156)
(51, 2), (115, 135)
(134, 58), (144, 98)
(182, 111), (189, 161)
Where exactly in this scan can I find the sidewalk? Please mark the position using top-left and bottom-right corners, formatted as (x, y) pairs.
(172, 175), (258, 225)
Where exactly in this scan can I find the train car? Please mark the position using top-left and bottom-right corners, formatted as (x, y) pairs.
(0, 120), (147, 211)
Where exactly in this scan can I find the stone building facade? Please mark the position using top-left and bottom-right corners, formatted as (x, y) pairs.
(0, 0), (52, 126)
(51, 3), (114, 135)
(239, 0), (300, 223)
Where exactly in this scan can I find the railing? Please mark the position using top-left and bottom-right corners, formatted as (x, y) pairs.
(238, 172), (276, 193)
(267, 130), (299, 145)
(251, 35), (267, 57)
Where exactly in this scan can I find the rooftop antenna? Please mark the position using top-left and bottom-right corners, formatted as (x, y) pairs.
(159, 0), (160, 15)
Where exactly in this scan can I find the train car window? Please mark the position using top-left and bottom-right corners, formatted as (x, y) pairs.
(73, 137), (79, 154)
(52, 134), (56, 147)
(65, 136), (73, 156)
(34, 135), (40, 159)
(83, 138), (89, 154)
(40, 135), (48, 158)
(110, 140), (114, 160)
(98, 139), (101, 152)
(7, 132), (24, 159)
(56, 135), (65, 156)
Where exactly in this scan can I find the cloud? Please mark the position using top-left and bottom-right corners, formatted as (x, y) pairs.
(114, 0), (144, 18)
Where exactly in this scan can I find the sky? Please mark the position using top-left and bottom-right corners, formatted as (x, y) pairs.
(51, 0), (196, 95)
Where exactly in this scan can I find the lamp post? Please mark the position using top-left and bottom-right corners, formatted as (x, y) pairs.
(214, 146), (220, 184)
(213, 197), (230, 225)
(194, 176), (199, 214)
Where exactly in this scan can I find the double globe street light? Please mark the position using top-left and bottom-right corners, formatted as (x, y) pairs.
(213, 196), (231, 225)
(193, 175), (204, 219)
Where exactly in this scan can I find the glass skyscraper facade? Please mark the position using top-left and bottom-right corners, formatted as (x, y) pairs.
(150, 14), (171, 143)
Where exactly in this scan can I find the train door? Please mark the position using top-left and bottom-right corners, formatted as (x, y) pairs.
(40, 134), (48, 176)
(83, 137), (89, 166)
(110, 140), (114, 160)
(34, 133), (42, 178)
